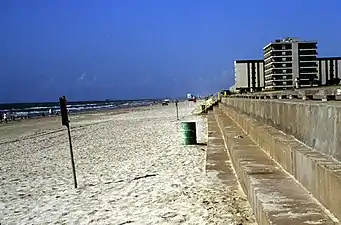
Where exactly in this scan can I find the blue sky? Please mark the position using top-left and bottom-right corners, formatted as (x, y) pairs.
(1, 0), (341, 102)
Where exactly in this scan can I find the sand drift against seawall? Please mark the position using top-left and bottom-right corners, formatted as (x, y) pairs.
(0, 102), (255, 224)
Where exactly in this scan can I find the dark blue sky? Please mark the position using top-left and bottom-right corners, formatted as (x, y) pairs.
(1, 0), (341, 102)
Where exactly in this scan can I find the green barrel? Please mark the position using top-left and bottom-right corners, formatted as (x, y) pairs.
(181, 122), (197, 145)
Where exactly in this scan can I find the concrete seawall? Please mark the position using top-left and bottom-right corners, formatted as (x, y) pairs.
(209, 106), (340, 224)
(221, 97), (341, 162)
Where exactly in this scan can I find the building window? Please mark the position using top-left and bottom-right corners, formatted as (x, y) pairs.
(282, 58), (286, 61)
(282, 45), (286, 50)
(282, 64), (286, 67)
(283, 76), (286, 79)
(283, 70), (287, 73)
(282, 52), (286, 55)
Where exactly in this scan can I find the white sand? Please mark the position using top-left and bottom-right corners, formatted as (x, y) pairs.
(0, 102), (255, 225)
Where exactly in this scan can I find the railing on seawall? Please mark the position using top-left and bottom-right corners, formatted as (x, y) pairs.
(228, 85), (341, 101)
(193, 90), (229, 115)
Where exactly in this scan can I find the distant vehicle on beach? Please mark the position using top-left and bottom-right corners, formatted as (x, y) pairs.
(186, 93), (198, 102)
(162, 99), (170, 106)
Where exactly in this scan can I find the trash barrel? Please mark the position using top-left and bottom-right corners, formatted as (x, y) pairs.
(181, 122), (197, 145)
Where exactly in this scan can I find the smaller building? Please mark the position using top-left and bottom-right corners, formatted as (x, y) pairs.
(234, 59), (264, 92)
(317, 57), (341, 85)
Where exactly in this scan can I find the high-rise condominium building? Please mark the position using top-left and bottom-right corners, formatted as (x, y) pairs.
(263, 37), (319, 90)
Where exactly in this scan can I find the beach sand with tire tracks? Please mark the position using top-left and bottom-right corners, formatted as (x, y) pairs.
(0, 102), (255, 225)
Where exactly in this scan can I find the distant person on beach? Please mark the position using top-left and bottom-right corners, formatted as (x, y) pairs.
(3, 112), (8, 123)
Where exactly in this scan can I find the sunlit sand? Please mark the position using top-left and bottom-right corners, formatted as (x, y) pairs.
(0, 102), (254, 224)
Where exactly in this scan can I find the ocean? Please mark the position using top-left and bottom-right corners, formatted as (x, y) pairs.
(0, 99), (159, 118)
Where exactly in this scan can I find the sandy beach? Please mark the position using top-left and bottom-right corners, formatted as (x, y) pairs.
(0, 102), (255, 225)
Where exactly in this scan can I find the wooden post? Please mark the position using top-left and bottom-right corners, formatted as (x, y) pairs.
(175, 100), (179, 120)
(59, 96), (77, 188)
